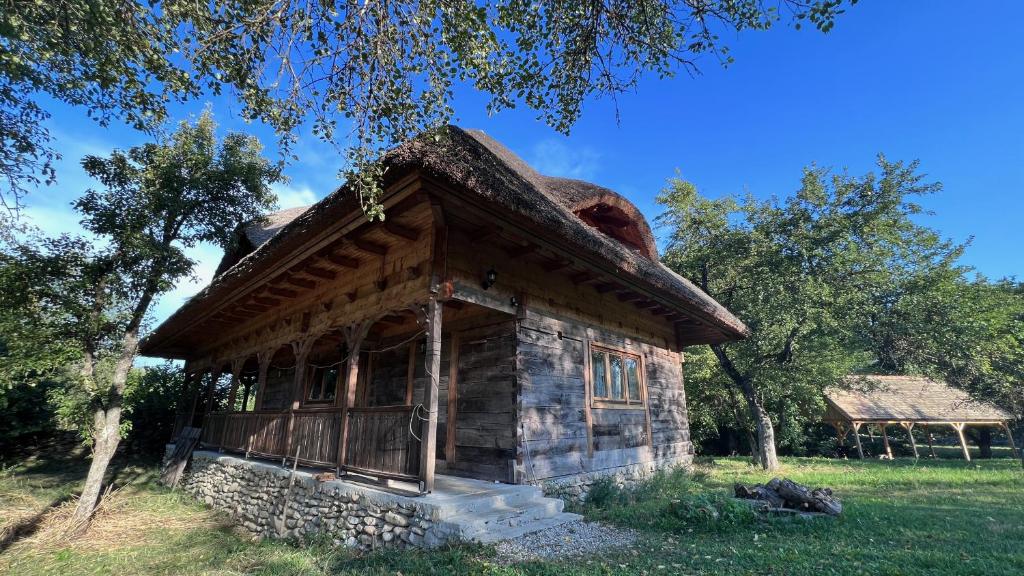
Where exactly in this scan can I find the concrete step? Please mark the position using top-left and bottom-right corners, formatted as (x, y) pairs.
(470, 512), (583, 543)
(457, 499), (565, 533)
(432, 485), (550, 520)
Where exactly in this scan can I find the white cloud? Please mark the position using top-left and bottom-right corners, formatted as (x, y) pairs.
(272, 181), (319, 209)
(149, 242), (223, 324)
(527, 139), (602, 181)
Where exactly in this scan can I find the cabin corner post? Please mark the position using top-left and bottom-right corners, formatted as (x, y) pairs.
(419, 297), (443, 492)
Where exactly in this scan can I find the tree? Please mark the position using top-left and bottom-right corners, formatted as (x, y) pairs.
(865, 273), (1024, 463)
(3, 112), (280, 533)
(2, 0), (856, 213)
(658, 158), (958, 469)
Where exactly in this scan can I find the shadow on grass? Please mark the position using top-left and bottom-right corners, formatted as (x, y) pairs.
(0, 492), (76, 553)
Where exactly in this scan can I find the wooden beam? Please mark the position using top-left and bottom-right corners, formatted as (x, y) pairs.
(323, 252), (359, 269)
(900, 422), (919, 459)
(236, 304), (270, 314)
(617, 291), (643, 303)
(353, 238), (388, 256)
(303, 265), (337, 280)
(852, 421), (864, 459)
(593, 282), (619, 294)
(1002, 422), (1020, 458)
(468, 226), (500, 242)
(880, 423), (892, 459)
(267, 286), (298, 298)
(953, 422), (971, 461)
(542, 258), (571, 272)
(569, 271), (595, 285)
(449, 281), (517, 315)
(285, 275), (317, 290)
(382, 221), (420, 240)
(252, 296), (280, 307)
(504, 243), (539, 259)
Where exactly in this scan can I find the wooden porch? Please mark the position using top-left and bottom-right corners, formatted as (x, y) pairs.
(198, 405), (421, 480)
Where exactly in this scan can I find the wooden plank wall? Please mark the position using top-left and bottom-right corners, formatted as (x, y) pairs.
(443, 222), (692, 483)
(516, 310), (690, 481)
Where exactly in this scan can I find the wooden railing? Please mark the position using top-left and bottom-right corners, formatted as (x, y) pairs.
(200, 409), (343, 467)
(344, 406), (420, 480)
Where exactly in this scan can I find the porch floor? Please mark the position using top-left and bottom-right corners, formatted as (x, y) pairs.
(192, 450), (579, 543)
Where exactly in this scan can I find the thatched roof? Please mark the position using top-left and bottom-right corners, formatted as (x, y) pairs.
(825, 375), (1012, 423)
(142, 126), (748, 356)
(244, 205), (311, 246)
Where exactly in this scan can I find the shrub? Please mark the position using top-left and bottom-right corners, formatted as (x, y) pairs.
(580, 466), (758, 533)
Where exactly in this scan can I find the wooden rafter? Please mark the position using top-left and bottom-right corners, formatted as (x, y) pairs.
(353, 238), (388, 256)
(542, 258), (571, 272)
(504, 243), (539, 259)
(266, 286), (297, 298)
(303, 265), (337, 280)
(382, 221), (420, 240)
(323, 251), (359, 269)
(285, 275), (316, 290)
(569, 271), (595, 285)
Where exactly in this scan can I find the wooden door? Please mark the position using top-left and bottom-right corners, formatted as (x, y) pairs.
(447, 322), (516, 482)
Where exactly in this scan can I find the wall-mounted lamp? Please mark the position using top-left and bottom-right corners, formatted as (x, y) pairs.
(482, 267), (498, 290)
(509, 296), (519, 308)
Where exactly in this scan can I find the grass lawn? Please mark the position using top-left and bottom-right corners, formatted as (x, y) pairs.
(2, 447), (1022, 575)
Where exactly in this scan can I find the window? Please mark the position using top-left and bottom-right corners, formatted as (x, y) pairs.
(306, 366), (339, 403)
(589, 344), (645, 407)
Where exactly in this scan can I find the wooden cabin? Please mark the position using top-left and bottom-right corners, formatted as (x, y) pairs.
(142, 127), (749, 493)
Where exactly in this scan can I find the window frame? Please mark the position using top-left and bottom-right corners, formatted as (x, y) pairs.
(304, 364), (340, 405)
(588, 343), (647, 410)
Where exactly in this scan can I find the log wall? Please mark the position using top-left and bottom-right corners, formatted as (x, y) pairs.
(444, 225), (692, 484)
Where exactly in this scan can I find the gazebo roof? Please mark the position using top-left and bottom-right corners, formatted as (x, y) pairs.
(825, 375), (1012, 423)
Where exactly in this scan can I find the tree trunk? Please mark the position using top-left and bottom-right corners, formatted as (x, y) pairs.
(710, 344), (780, 471)
(66, 329), (140, 536)
(977, 427), (993, 459)
(751, 403), (780, 470)
(67, 405), (121, 535)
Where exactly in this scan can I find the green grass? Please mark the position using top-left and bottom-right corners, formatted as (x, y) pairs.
(2, 450), (1022, 575)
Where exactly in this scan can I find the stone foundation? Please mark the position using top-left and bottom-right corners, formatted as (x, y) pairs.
(538, 454), (693, 503)
(179, 451), (453, 550)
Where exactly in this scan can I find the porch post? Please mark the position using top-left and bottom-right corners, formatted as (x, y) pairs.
(880, 423), (892, 459)
(203, 367), (221, 420)
(284, 338), (316, 465)
(187, 370), (204, 428)
(338, 321), (371, 471)
(901, 422), (919, 459)
(174, 364), (194, 438)
(419, 296), (442, 492)
(953, 422), (971, 461)
(254, 349), (273, 410)
(226, 358), (245, 413)
(1002, 422), (1020, 458)
(851, 421), (864, 459)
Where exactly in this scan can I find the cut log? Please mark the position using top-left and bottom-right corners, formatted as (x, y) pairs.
(770, 478), (843, 516)
(735, 477), (842, 516)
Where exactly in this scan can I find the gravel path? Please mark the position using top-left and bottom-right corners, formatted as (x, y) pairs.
(493, 520), (638, 563)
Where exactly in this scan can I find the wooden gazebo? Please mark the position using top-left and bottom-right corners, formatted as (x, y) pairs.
(824, 375), (1018, 461)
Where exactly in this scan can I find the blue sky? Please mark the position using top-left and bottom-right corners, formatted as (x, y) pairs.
(20, 1), (1024, 344)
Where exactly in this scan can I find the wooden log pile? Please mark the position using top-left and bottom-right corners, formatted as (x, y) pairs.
(734, 478), (842, 516)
